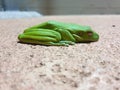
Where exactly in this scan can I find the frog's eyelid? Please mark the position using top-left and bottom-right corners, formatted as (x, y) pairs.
(87, 31), (93, 36)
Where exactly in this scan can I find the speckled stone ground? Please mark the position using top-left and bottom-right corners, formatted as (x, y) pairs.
(0, 15), (120, 90)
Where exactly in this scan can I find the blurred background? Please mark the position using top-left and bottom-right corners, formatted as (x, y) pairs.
(0, 0), (120, 18)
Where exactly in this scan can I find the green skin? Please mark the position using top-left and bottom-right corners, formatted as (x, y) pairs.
(18, 20), (99, 46)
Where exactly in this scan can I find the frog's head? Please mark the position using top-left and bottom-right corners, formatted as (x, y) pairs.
(74, 26), (99, 43)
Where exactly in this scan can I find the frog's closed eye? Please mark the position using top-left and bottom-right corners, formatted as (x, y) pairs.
(87, 31), (93, 36)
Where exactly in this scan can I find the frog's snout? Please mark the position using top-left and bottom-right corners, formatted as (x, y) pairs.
(93, 33), (99, 41)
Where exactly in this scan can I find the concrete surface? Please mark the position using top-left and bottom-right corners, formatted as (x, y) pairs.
(0, 15), (120, 90)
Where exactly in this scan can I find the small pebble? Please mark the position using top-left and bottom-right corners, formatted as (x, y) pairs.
(112, 25), (116, 27)
(30, 54), (34, 57)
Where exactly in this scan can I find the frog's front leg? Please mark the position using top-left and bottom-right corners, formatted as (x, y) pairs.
(55, 28), (76, 41)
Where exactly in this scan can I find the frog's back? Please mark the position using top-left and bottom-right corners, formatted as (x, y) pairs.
(46, 20), (80, 29)
(46, 21), (91, 32)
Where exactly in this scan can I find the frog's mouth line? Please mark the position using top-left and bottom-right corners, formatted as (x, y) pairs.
(82, 38), (99, 43)
(77, 40), (98, 43)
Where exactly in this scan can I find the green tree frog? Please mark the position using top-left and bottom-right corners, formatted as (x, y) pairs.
(18, 20), (99, 46)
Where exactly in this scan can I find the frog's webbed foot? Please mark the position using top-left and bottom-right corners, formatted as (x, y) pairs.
(59, 41), (75, 45)
(49, 42), (69, 46)
(46, 41), (75, 46)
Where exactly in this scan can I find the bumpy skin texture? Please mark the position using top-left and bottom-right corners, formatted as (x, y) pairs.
(18, 20), (99, 46)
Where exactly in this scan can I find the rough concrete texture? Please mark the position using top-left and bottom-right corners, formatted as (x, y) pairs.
(0, 15), (120, 90)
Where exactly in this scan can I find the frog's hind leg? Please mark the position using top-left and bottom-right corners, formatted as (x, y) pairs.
(18, 39), (68, 46)
(18, 34), (68, 46)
